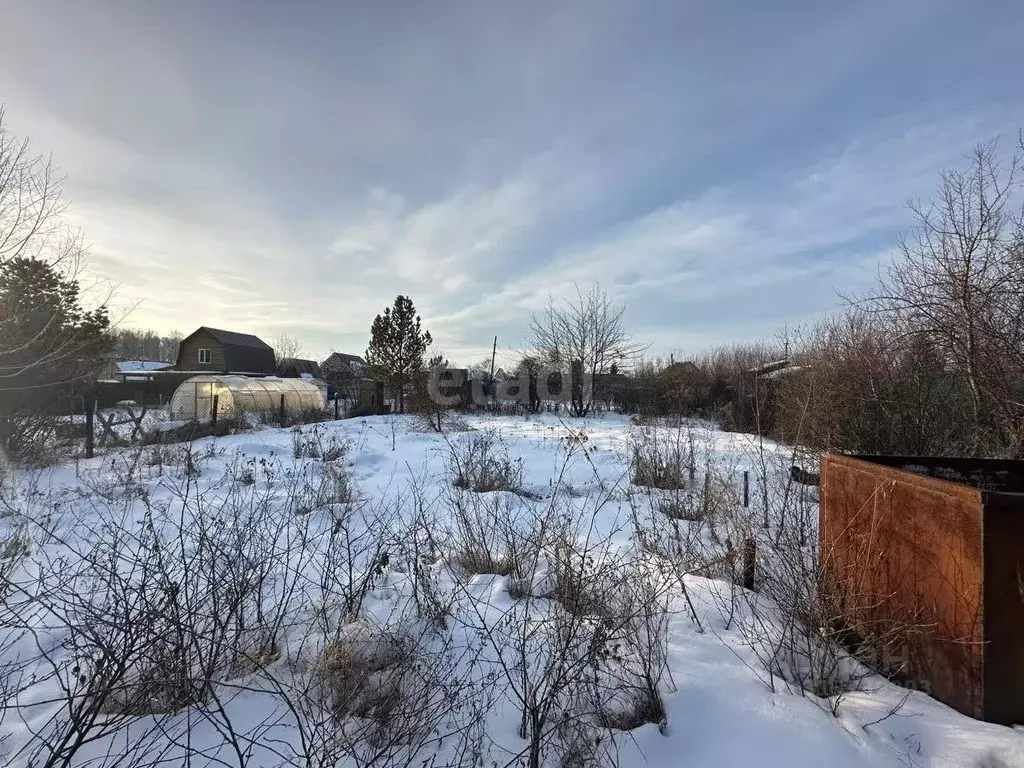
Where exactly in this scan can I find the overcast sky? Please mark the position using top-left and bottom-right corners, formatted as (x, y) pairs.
(2, 1), (1022, 364)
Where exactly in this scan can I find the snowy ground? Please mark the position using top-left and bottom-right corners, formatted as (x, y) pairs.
(0, 413), (1020, 767)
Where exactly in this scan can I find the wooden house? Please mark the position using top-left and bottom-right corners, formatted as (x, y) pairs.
(174, 327), (276, 376)
(321, 352), (366, 379)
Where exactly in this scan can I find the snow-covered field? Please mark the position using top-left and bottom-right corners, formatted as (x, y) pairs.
(0, 413), (1020, 767)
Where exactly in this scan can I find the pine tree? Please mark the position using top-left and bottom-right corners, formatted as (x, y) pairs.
(0, 257), (110, 394)
(0, 257), (111, 454)
(365, 295), (432, 414)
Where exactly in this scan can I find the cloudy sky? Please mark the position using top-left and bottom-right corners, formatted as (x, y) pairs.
(2, 1), (1022, 364)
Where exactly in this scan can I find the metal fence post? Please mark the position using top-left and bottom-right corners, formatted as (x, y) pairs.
(211, 393), (219, 427)
(742, 470), (749, 508)
(279, 393), (286, 427)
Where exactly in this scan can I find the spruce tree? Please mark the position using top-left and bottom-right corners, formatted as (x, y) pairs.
(365, 295), (432, 414)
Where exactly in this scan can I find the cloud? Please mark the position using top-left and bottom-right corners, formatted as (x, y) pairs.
(1, 0), (1022, 363)
(427, 105), (1024, 358)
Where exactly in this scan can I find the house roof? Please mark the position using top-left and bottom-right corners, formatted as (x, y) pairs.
(117, 360), (172, 373)
(279, 358), (321, 377)
(762, 364), (805, 380)
(750, 359), (792, 377)
(323, 352), (365, 366)
(202, 327), (273, 350)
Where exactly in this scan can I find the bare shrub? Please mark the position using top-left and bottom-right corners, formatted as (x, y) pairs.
(293, 425), (349, 461)
(591, 565), (671, 734)
(751, 544), (866, 705)
(446, 431), (533, 497)
(312, 499), (395, 629)
(736, 463), (934, 716)
(295, 461), (356, 515)
(293, 614), (481, 768)
(413, 408), (470, 435)
(142, 441), (186, 473)
(442, 484), (651, 768)
(406, 540), (453, 632)
(629, 422), (697, 490)
(628, 442), (750, 636)
(319, 624), (414, 720)
(0, 525), (29, 603)
(857, 140), (1024, 456)
(3, 450), (322, 765)
(3, 412), (66, 466)
(545, 540), (627, 620)
(773, 313), (975, 457)
(143, 418), (239, 444)
(444, 487), (538, 578)
(233, 456), (258, 485)
(242, 405), (326, 430)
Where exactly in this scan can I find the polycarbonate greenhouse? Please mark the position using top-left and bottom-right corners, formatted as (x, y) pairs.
(168, 375), (325, 422)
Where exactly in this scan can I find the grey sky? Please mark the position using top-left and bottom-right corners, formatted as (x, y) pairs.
(2, 1), (1023, 364)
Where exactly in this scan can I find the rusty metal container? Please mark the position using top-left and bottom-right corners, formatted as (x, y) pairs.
(820, 454), (1024, 724)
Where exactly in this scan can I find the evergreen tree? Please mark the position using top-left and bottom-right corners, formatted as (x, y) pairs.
(365, 295), (432, 414)
(427, 354), (449, 370)
(0, 257), (111, 454)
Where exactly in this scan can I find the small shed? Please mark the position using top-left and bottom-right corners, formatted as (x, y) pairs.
(117, 360), (173, 381)
(278, 358), (321, 379)
(820, 453), (1024, 724)
(168, 375), (324, 422)
(175, 327), (276, 375)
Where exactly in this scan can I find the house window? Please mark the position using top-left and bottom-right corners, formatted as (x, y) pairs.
(198, 348), (212, 364)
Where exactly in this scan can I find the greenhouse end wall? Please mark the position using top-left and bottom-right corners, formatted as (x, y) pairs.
(168, 375), (325, 422)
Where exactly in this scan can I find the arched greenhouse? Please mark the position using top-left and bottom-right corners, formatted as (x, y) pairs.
(168, 375), (325, 422)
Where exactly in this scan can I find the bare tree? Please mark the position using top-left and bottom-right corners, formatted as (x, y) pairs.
(857, 139), (1024, 455)
(528, 283), (646, 416)
(274, 333), (304, 362)
(0, 108), (79, 270)
(773, 311), (974, 456)
(0, 107), (113, 460)
(110, 328), (183, 363)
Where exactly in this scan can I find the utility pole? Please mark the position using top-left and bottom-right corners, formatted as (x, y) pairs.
(488, 335), (497, 388)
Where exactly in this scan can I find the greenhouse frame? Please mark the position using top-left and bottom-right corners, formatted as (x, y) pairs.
(168, 375), (325, 422)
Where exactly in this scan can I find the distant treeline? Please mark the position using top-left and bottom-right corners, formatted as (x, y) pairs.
(110, 329), (183, 363)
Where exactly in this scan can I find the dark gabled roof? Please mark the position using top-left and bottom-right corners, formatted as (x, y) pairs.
(178, 326), (276, 374)
(323, 352), (365, 366)
(322, 353), (366, 375)
(202, 327), (273, 350)
(279, 358), (321, 377)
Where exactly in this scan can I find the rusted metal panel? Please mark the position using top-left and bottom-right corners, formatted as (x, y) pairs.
(822, 453), (1024, 723)
(821, 454), (987, 719)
